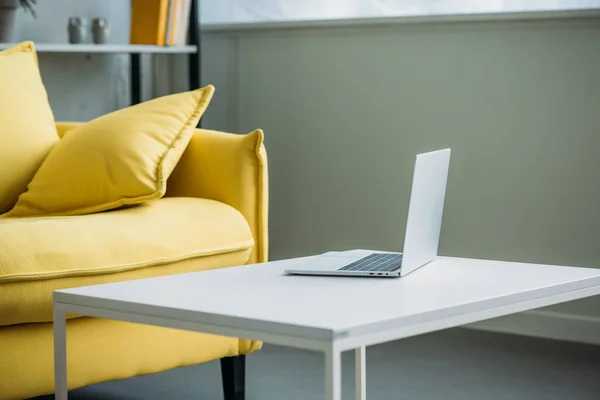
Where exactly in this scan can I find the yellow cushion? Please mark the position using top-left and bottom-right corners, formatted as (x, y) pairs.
(0, 41), (59, 213)
(0, 197), (253, 326)
(4, 86), (215, 217)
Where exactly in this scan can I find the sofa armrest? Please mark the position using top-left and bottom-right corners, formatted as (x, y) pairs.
(166, 129), (268, 264)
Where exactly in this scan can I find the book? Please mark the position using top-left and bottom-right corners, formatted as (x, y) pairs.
(164, 0), (179, 46)
(173, 0), (192, 46)
(130, 0), (170, 45)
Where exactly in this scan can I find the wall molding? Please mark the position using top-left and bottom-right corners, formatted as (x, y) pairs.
(467, 310), (600, 346)
(203, 9), (600, 34)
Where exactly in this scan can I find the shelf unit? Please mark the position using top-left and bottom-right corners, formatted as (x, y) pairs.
(0, 0), (201, 108)
(0, 43), (197, 54)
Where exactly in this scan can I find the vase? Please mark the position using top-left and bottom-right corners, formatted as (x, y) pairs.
(92, 18), (110, 44)
(0, 0), (18, 42)
(68, 17), (89, 44)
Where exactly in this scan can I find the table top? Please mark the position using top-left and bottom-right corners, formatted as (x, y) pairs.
(55, 250), (600, 346)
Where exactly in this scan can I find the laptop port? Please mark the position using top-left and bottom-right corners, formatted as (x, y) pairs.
(369, 273), (374, 275)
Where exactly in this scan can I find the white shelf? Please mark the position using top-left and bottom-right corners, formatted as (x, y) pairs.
(0, 43), (197, 54)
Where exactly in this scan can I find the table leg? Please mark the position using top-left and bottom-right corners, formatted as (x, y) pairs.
(53, 305), (68, 400)
(355, 347), (366, 400)
(325, 348), (342, 400)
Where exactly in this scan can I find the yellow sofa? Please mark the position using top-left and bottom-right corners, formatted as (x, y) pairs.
(0, 123), (268, 400)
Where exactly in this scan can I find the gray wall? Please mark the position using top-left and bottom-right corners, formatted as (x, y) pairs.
(201, 15), (600, 321)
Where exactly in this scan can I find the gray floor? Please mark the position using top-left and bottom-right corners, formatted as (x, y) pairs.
(34, 328), (600, 400)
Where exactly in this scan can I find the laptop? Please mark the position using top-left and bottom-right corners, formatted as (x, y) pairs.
(284, 148), (451, 278)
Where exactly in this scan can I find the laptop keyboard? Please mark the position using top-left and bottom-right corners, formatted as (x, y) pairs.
(337, 253), (403, 272)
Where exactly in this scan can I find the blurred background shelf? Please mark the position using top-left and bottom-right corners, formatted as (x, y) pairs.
(0, 0), (200, 108)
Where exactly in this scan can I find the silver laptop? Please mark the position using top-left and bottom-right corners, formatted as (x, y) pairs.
(284, 148), (451, 278)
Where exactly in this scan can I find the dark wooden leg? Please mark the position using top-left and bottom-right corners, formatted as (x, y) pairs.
(220, 355), (246, 400)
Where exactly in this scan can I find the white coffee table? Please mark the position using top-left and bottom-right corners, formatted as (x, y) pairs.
(53, 250), (600, 400)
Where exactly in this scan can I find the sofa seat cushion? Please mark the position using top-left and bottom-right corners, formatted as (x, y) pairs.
(0, 197), (254, 326)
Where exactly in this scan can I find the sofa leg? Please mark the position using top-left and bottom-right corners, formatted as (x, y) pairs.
(220, 355), (246, 400)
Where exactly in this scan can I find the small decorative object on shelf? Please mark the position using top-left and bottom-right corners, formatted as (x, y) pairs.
(0, 0), (35, 42)
(92, 18), (110, 44)
(68, 17), (89, 44)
